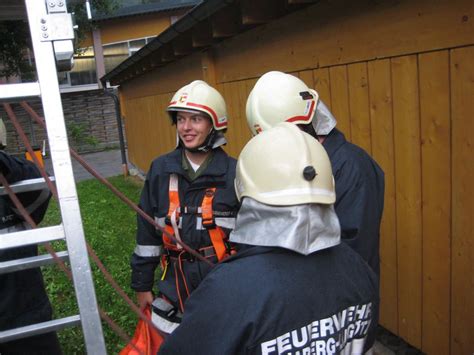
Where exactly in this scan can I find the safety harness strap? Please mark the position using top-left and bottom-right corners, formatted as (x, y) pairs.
(164, 174), (230, 261)
(201, 188), (227, 261)
(163, 174), (181, 249)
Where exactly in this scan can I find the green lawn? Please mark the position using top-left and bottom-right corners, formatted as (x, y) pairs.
(40, 175), (144, 354)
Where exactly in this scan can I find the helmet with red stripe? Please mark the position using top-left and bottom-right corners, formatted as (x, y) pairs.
(246, 71), (336, 136)
(167, 80), (227, 131)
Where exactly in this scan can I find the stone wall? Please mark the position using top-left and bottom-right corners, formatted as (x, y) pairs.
(0, 89), (124, 157)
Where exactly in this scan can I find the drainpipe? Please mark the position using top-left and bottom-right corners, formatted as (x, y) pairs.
(103, 89), (128, 176)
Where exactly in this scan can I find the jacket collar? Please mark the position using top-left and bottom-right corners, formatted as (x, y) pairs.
(163, 147), (228, 178)
(223, 244), (276, 263)
(322, 128), (346, 157)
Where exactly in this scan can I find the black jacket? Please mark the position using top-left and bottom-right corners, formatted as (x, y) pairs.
(323, 129), (384, 276)
(131, 147), (239, 307)
(0, 152), (52, 329)
(159, 244), (379, 355)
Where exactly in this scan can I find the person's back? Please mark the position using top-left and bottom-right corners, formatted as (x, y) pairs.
(0, 149), (61, 354)
(246, 71), (385, 277)
(159, 122), (379, 355)
(160, 243), (377, 354)
(323, 128), (384, 275)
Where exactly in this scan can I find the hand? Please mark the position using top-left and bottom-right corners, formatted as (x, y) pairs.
(137, 291), (154, 311)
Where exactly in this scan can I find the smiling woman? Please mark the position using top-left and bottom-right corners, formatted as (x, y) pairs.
(130, 80), (240, 349)
(176, 111), (213, 165)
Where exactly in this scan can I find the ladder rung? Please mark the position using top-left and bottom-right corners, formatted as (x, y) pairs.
(0, 177), (55, 196)
(0, 315), (81, 343)
(0, 82), (41, 102)
(0, 250), (68, 275)
(0, 225), (65, 250)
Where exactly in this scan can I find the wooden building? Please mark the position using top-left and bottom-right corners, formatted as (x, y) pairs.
(82, 1), (199, 89)
(104, 0), (474, 354)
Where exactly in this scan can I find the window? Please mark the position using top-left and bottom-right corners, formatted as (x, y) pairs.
(103, 36), (155, 74)
(129, 38), (146, 56)
(104, 42), (129, 74)
(58, 36), (156, 88)
(59, 46), (97, 88)
(70, 56), (97, 85)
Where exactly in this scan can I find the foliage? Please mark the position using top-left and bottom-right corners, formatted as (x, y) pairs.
(71, 0), (121, 54)
(66, 121), (99, 148)
(0, 21), (35, 80)
(41, 175), (144, 354)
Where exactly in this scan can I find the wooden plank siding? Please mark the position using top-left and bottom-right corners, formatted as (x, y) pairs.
(99, 12), (173, 45)
(368, 59), (398, 334)
(450, 46), (474, 355)
(391, 55), (423, 348)
(419, 51), (451, 355)
(298, 70), (315, 89)
(120, 53), (204, 100)
(313, 68), (332, 110)
(219, 80), (253, 158)
(123, 92), (175, 171)
(329, 65), (351, 139)
(79, 10), (180, 48)
(213, 0), (474, 83)
(117, 1), (474, 352)
(348, 62), (372, 154)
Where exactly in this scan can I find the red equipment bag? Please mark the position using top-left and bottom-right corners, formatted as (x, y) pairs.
(120, 308), (163, 355)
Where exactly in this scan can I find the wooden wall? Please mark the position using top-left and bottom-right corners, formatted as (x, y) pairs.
(99, 12), (170, 45)
(119, 0), (473, 353)
(80, 9), (189, 47)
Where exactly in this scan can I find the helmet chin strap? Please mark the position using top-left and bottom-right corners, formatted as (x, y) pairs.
(181, 128), (217, 153)
(299, 121), (317, 138)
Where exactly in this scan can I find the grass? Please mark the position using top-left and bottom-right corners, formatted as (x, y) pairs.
(40, 175), (144, 354)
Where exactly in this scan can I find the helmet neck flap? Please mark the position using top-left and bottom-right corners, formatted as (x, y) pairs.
(229, 197), (340, 255)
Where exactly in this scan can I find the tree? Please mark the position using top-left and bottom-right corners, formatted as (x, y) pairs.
(71, 0), (120, 54)
(0, 21), (34, 80)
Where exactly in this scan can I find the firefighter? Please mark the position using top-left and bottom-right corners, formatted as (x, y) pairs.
(0, 120), (61, 354)
(159, 122), (379, 354)
(131, 80), (239, 334)
(246, 71), (385, 277)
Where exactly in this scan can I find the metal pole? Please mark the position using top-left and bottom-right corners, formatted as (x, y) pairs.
(103, 89), (129, 176)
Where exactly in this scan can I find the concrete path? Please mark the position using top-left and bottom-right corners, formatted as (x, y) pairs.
(44, 149), (127, 182)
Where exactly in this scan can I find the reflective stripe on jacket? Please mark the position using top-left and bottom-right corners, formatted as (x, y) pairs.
(131, 147), (239, 308)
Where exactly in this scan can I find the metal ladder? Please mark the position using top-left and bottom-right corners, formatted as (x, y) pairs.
(0, 0), (106, 353)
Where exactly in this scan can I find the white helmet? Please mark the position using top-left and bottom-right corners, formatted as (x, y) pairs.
(246, 71), (336, 136)
(235, 122), (336, 206)
(167, 80), (227, 131)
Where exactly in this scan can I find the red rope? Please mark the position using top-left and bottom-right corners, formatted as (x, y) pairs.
(0, 173), (144, 354)
(2, 104), (152, 353)
(19, 101), (213, 266)
(3, 104), (57, 199)
(16, 101), (216, 343)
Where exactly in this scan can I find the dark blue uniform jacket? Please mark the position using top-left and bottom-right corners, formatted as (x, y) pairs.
(0, 152), (53, 329)
(159, 244), (379, 355)
(323, 129), (384, 276)
(131, 147), (239, 307)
